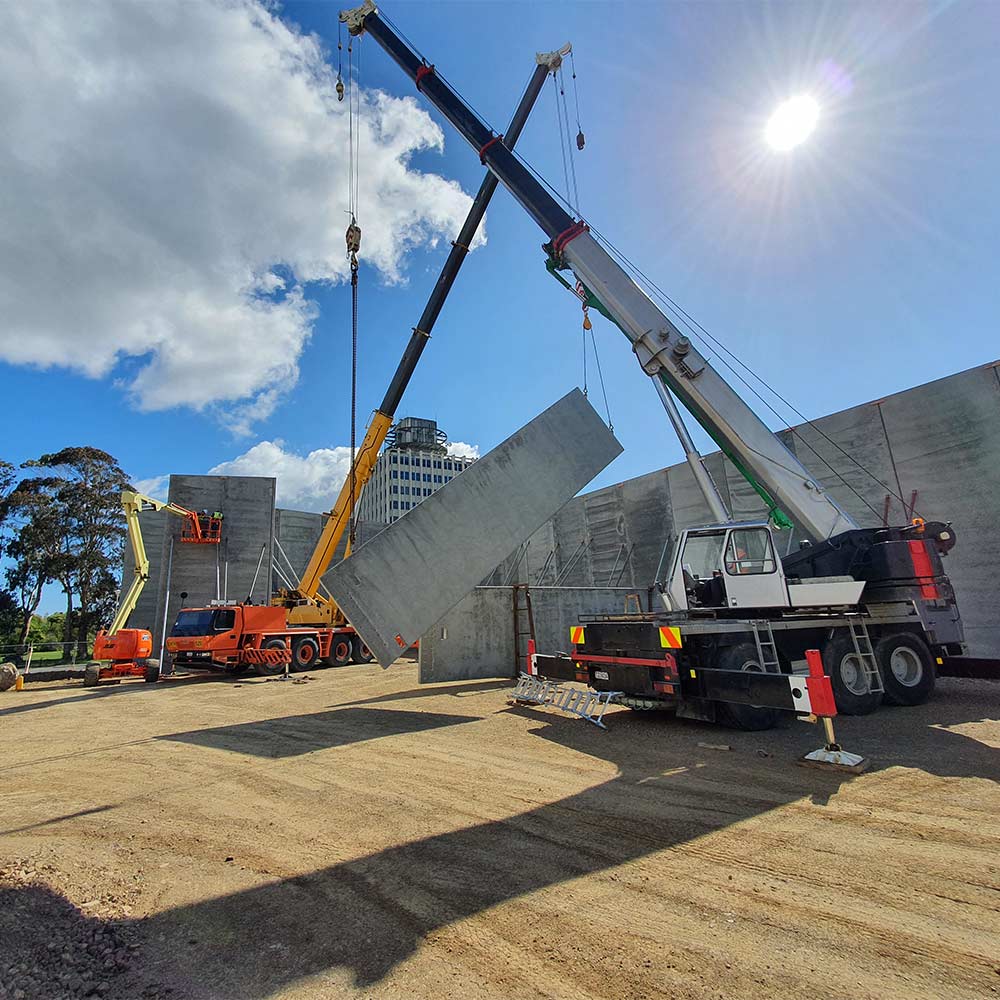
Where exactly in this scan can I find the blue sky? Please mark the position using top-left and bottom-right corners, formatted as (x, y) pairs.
(3, 0), (998, 521)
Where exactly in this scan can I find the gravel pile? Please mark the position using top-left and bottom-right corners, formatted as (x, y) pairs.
(0, 864), (170, 1000)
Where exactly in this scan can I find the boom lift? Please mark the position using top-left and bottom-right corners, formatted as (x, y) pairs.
(342, 1), (965, 727)
(165, 47), (567, 675)
(85, 491), (221, 686)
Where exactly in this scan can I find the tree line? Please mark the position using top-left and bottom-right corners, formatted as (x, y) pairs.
(0, 447), (131, 654)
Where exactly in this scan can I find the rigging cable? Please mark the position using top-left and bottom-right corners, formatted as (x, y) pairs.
(559, 66), (581, 210)
(345, 35), (363, 546)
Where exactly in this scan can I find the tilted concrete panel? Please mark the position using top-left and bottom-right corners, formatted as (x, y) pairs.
(325, 390), (623, 667)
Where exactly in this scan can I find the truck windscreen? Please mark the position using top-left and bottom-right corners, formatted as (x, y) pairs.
(170, 610), (214, 636)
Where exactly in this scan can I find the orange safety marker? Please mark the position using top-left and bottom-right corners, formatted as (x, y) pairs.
(569, 626), (585, 646)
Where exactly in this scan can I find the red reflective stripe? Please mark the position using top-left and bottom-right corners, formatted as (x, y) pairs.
(478, 133), (503, 163)
(526, 638), (536, 675)
(908, 540), (940, 599)
(415, 63), (435, 92)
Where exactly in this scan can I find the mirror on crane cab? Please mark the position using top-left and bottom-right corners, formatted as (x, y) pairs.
(664, 522), (791, 612)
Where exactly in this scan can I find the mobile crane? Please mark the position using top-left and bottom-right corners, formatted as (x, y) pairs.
(85, 491), (221, 686)
(341, 1), (965, 728)
(165, 45), (570, 676)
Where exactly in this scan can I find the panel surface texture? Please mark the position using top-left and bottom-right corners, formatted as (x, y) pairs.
(325, 390), (623, 667)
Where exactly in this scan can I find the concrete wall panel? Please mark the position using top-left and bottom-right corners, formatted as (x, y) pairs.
(419, 586), (645, 683)
(879, 365), (1000, 656)
(326, 390), (623, 667)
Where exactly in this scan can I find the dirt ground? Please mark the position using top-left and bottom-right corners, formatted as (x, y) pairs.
(1, 662), (998, 1000)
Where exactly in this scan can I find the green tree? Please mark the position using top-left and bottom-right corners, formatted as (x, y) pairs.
(22, 448), (131, 657)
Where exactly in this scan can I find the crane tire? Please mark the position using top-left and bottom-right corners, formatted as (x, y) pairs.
(822, 632), (883, 715)
(874, 632), (935, 706)
(144, 658), (161, 683)
(291, 637), (319, 672)
(713, 642), (782, 731)
(325, 636), (353, 668)
(83, 663), (101, 687)
(255, 638), (288, 677)
(350, 636), (375, 664)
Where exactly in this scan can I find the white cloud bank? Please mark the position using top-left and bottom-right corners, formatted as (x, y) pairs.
(0, 0), (476, 430)
(206, 437), (481, 512)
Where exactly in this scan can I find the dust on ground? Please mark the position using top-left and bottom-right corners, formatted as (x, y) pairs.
(2, 662), (998, 999)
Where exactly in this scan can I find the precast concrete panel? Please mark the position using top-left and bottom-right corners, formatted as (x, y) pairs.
(153, 475), (276, 656)
(789, 402), (900, 531)
(619, 469), (673, 588)
(878, 365), (1000, 656)
(583, 486), (629, 587)
(551, 496), (592, 586)
(419, 586), (647, 682)
(325, 390), (623, 667)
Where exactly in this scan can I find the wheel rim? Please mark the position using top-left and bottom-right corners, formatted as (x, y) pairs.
(335, 641), (351, 661)
(296, 645), (314, 665)
(740, 658), (767, 708)
(839, 653), (869, 695)
(889, 647), (922, 687)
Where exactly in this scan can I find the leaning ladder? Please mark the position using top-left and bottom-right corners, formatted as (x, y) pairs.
(750, 619), (782, 673)
(512, 583), (536, 675)
(509, 673), (621, 729)
(845, 614), (884, 694)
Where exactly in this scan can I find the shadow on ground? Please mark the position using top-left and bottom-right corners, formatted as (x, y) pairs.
(158, 707), (481, 758)
(9, 679), (998, 998)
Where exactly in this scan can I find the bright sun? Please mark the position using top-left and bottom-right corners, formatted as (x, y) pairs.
(765, 96), (820, 151)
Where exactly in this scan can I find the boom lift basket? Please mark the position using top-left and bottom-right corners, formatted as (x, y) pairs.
(181, 514), (223, 544)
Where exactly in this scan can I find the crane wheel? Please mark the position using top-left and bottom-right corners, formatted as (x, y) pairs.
(874, 632), (935, 706)
(822, 632), (883, 715)
(713, 642), (782, 731)
(351, 637), (375, 664)
(83, 663), (101, 687)
(255, 639), (288, 676)
(144, 659), (161, 684)
(325, 638), (353, 668)
(291, 637), (320, 672)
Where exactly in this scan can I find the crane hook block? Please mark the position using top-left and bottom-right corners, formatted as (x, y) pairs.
(336, 76), (345, 101)
(576, 129), (586, 151)
(346, 219), (361, 255)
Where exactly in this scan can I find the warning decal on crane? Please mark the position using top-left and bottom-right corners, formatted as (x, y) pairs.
(570, 626), (585, 645)
(659, 626), (683, 649)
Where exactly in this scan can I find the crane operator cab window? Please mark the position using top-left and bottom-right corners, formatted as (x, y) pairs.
(680, 531), (728, 608)
(724, 528), (776, 576)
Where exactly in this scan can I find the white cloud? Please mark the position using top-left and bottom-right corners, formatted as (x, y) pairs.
(131, 475), (170, 499)
(203, 435), (481, 512)
(447, 441), (480, 460)
(0, 0), (477, 431)
(209, 440), (353, 512)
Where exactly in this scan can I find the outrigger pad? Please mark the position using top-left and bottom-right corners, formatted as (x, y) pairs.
(325, 389), (623, 668)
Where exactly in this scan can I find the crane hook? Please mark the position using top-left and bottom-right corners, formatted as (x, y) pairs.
(336, 75), (345, 101)
(576, 129), (586, 151)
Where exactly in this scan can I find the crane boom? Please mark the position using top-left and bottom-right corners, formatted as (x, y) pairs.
(283, 51), (560, 624)
(341, 1), (859, 542)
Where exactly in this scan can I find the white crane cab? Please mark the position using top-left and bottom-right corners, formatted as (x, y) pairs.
(663, 521), (865, 613)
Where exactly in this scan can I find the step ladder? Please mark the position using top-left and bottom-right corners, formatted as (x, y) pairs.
(845, 615), (883, 694)
(750, 619), (782, 673)
(509, 673), (621, 729)
(512, 584), (536, 675)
